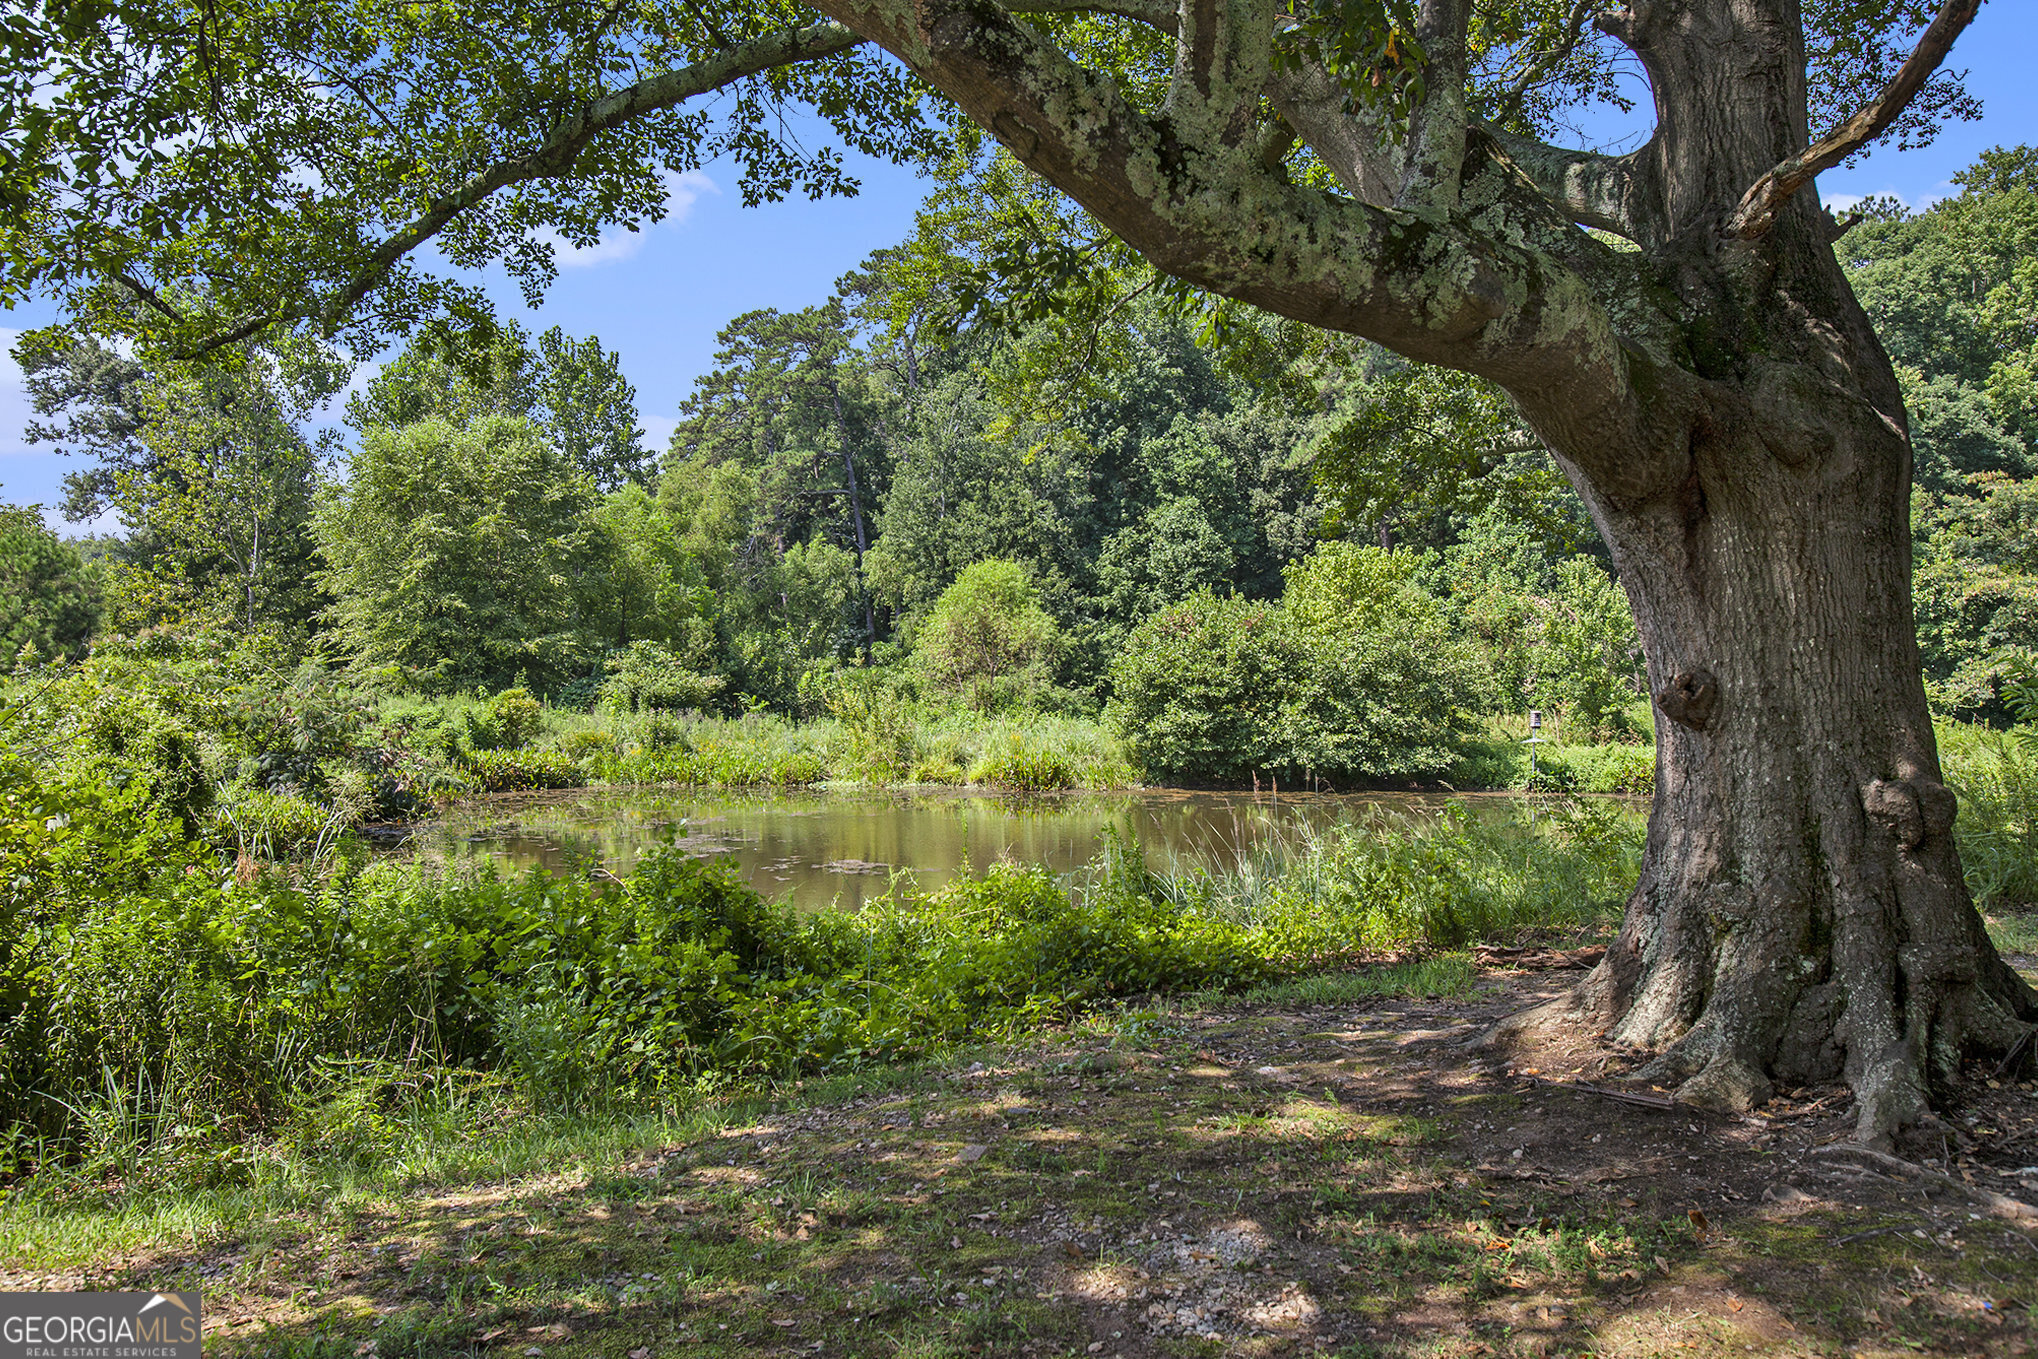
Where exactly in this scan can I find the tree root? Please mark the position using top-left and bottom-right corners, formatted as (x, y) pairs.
(1811, 1144), (2038, 1225)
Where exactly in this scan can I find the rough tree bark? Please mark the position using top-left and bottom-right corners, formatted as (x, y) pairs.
(795, 0), (2038, 1143)
(1494, 0), (2038, 1146)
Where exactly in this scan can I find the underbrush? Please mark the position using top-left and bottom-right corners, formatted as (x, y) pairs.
(1447, 719), (1656, 795)
(0, 792), (1636, 1194)
(1940, 718), (2038, 909)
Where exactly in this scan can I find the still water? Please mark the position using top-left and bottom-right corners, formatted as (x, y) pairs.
(411, 786), (1519, 910)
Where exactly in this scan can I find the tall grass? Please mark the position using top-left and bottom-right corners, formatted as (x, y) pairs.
(1128, 798), (1642, 958)
(579, 709), (1136, 791)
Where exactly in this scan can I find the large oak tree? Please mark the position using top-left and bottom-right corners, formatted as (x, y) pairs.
(4, 0), (2033, 1142)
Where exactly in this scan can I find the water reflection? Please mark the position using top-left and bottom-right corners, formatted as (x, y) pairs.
(409, 786), (1539, 911)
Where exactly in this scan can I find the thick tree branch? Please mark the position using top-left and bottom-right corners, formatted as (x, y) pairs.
(322, 20), (872, 327)
(1725, 0), (1981, 240)
(1396, 0), (1472, 209)
(1166, 0), (1276, 148)
(1267, 56), (1398, 205)
(153, 0), (1176, 359)
(1482, 126), (1657, 239)
(115, 273), (187, 324)
(813, 0), (1695, 499)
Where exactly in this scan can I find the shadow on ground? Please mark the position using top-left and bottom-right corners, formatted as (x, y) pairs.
(6, 958), (2036, 1358)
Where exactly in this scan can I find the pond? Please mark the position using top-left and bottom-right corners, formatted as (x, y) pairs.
(408, 786), (1541, 910)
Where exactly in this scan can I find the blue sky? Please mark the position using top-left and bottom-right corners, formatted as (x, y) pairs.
(4, 2), (2034, 530)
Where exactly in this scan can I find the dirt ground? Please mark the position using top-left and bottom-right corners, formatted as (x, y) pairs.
(7, 950), (2037, 1359)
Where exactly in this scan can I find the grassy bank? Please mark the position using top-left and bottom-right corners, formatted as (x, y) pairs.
(564, 709), (1137, 792)
(0, 798), (1643, 1191)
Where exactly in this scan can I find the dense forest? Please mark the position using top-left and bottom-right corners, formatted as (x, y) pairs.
(7, 147), (2034, 792)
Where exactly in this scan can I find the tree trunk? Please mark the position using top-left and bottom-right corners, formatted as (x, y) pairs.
(1525, 363), (2038, 1147)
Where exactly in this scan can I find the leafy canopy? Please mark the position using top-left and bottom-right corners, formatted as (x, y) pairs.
(0, 0), (1978, 367)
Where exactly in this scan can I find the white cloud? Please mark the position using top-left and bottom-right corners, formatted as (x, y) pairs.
(0, 327), (37, 457)
(641, 414), (679, 450)
(543, 170), (720, 270)
(1822, 182), (1954, 215)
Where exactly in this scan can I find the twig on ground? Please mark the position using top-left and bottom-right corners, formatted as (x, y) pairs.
(1833, 1223), (1912, 1244)
(1993, 1029), (2033, 1079)
(1520, 1074), (1676, 1110)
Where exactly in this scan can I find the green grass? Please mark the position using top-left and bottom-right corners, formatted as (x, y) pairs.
(1135, 797), (1644, 955)
(8, 985), (2032, 1359)
(1224, 953), (1483, 1006)
(7, 797), (1642, 1191)
(1987, 910), (2038, 955)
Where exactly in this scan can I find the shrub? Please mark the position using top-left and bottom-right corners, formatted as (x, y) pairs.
(1109, 545), (1482, 785)
(1277, 543), (1485, 781)
(1537, 558), (1647, 739)
(558, 727), (619, 760)
(1567, 743), (1656, 794)
(824, 673), (923, 781)
(1108, 591), (1290, 783)
(970, 738), (1079, 791)
(913, 560), (1061, 712)
(486, 687), (544, 749)
(598, 640), (726, 713)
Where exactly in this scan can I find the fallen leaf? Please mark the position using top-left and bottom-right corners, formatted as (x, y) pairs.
(630, 1349), (652, 1359)
(772, 1318), (797, 1328)
(1688, 1208), (1711, 1241)
(354, 1343), (378, 1357)
(955, 1143), (989, 1163)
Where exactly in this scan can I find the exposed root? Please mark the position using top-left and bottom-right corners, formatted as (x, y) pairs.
(1485, 958), (2035, 1144)
(1812, 1144), (2038, 1225)
(1477, 994), (1583, 1052)
(1670, 1053), (1772, 1114)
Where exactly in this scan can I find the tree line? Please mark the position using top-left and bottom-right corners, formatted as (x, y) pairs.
(6, 145), (2035, 748)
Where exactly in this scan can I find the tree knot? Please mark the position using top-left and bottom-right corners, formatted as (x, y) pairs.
(1654, 669), (1717, 731)
(1863, 778), (1954, 848)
